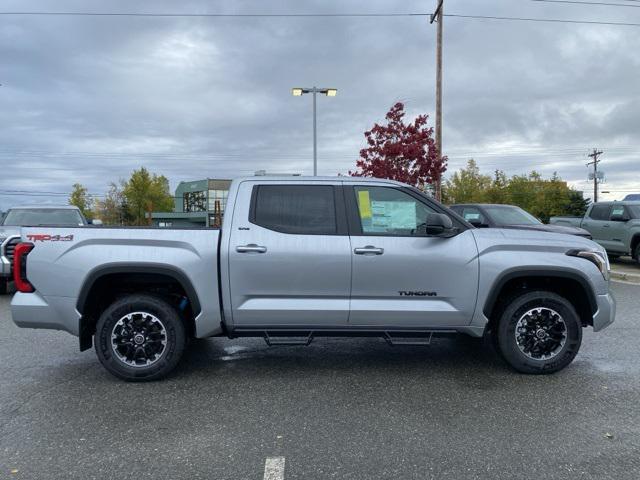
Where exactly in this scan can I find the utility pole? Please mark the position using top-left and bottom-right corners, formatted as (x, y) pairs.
(431, 0), (444, 201)
(587, 148), (603, 203)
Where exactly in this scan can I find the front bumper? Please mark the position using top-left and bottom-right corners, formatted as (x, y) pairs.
(592, 291), (616, 332)
(11, 291), (81, 335)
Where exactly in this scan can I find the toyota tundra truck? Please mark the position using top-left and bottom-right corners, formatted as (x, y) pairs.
(10, 177), (615, 381)
(550, 201), (640, 263)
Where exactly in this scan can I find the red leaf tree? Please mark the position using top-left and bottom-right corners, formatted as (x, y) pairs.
(349, 102), (447, 188)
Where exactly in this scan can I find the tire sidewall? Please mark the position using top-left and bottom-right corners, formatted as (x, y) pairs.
(95, 295), (185, 381)
(497, 292), (582, 374)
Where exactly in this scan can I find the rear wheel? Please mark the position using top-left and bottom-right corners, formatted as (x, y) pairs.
(0, 279), (8, 295)
(495, 291), (582, 374)
(95, 294), (186, 381)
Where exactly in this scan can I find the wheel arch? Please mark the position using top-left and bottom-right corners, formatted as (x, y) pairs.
(483, 268), (597, 331)
(77, 263), (201, 351)
(631, 233), (640, 258)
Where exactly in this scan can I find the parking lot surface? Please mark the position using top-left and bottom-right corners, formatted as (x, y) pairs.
(1, 282), (639, 479)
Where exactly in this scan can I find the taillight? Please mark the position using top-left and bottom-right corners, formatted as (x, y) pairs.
(13, 242), (35, 293)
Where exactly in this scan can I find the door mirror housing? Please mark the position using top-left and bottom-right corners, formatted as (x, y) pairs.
(418, 213), (455, 237)
(89, 219), (103, 226)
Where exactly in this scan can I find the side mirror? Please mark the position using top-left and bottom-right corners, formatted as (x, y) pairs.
(610, 213), (629, 222)
(421, 213), (454, 236)
(90, 219), (103, 226)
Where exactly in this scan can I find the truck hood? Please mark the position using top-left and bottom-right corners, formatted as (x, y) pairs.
(499, 223), (592, 238)
(471, 226), (602, 255)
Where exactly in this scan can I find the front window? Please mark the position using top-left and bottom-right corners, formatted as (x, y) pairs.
(2, 208), (85, 226)
(354, 186), (436, 236)
(589, 205), (611, 221)
(483, 206), (541, 226)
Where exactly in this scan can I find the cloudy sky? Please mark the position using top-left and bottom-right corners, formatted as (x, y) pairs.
(1, 0), (639, 210)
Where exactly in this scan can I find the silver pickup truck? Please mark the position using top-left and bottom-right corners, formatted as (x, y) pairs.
(11, 177), (615, 381)
(550, 201), (640, 263)
(0, 205), (89, 294)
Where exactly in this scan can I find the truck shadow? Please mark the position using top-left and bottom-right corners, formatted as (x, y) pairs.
(175, 335), (509, 382)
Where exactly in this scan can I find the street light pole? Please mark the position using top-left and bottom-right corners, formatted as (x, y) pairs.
(292, 87), (337, 176)
(313, 87), (318, 176)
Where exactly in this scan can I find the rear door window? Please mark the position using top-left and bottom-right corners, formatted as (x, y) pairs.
(589, 205), (611, 221)
(251, 185), (337, 235)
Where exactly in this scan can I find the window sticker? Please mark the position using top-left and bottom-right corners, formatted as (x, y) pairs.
(358, 190), (372, 219)
(367, 201), (417, 232)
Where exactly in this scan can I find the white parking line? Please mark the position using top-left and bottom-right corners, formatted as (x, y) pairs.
(263, 457), (286, 480)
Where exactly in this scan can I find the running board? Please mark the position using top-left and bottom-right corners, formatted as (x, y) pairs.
(383, 331), (433, 347)
(263, 331), (314, 346)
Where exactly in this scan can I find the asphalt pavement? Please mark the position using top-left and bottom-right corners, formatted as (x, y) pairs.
(1, 282), (639, 479)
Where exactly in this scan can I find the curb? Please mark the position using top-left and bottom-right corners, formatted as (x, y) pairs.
(610, 270), (640, 284)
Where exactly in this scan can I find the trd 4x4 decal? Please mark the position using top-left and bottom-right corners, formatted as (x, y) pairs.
(27, 234), (74, 242)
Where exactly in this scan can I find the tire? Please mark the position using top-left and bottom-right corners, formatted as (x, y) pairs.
(634, 243), (640, 265)
(0, 279), (8, 295)
(95, 294), (186, 381)
(495, 291), (582, 374)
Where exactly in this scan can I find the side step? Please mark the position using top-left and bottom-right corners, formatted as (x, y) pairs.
(258, 330), (454, 347)
(383, 331), (433, 347)
(263, 332), (314, 346)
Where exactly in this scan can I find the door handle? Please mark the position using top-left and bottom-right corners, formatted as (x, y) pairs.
(603, 224), (610, 228)
(236, 244), (267, 254)
(354, 246), (384, 256)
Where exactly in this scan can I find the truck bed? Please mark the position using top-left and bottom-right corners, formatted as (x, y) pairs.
(11, 226), (223, 338)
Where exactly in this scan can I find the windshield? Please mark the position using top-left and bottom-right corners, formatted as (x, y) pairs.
(484, 205), (541, 226)
(1, 208), (85, 226)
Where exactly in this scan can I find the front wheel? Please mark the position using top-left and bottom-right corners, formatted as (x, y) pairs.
(95, 294), (186, 381)
(634, 243), (640, 265)
(0, 279), (8, 295)
(495, 291), (582, 374)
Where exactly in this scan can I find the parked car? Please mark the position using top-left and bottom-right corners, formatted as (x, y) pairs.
(0, 205), (89, 293)
(11, 177), (614, 381)
(550, 201), (640, 263)
(623, 194), (640, 201)
(449, 204), (592, 238)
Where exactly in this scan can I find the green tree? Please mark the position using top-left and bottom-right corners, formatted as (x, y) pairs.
(122, 168), (173, 225)
(68, 183), (92, 219)
(93, 182), (130, 225)
(442, 159), (492, 204)
(443, 161), (589, 223)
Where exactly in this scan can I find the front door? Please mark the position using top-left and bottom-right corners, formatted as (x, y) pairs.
(228, 181), (351, 327)
(347, 185), (479, 328)
(605, 204), (630, 253)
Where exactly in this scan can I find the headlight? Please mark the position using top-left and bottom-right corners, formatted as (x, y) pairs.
(566, 248), (610, 280)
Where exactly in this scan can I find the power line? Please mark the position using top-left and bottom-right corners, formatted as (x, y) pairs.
(0, 10), (638, 27)
(531, 0), (640, 7)
(444, 14), (640, 27)
(0, 11), (427, 18)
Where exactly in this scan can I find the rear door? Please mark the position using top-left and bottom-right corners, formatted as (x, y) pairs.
(583, 204), (612, 249)
(227, 181), (351, 327)
(346, 184), (479, 328)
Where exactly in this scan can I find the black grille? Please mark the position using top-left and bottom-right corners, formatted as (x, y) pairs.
(4, 237), (20, 264)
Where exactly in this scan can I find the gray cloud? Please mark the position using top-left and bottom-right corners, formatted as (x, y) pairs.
(1, 0), (639, 210)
